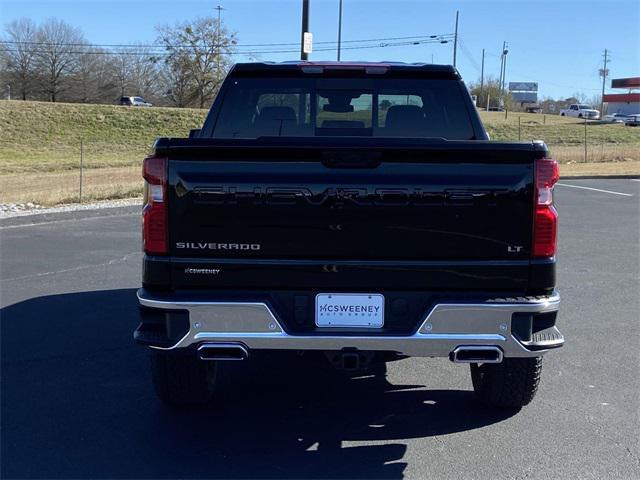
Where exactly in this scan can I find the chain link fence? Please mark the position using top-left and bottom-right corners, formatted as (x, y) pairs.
(0, 140), (144, 207)
(483, 111), (639, 165)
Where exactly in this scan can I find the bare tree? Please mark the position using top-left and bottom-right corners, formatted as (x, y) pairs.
(588, 94), (602, 109)
(2, 18), (38, 100)
(71, 47), (116, 103)
(160, 55), (195, 107)
(112, 50), (132, 98)
(127, 44), (161, 101)
(468, 76), (517, 110)
(571, 92), (590, 105)
(157, 16), (236, 108)
(34, 18), (86, 102)
(2, 15), (237, 106)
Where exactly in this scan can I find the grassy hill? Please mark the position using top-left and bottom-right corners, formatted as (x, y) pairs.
(1, 100), (639, 173)
(0, 100), (207, 174)
(479, 111), (639, 162)
(0, 100), (638, 205)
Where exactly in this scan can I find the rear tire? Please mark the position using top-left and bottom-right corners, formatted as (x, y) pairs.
(470, 357), (542, 408)
(150, 350), (217, 406)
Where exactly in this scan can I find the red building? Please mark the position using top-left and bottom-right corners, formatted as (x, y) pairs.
(603, 77), (640, 115)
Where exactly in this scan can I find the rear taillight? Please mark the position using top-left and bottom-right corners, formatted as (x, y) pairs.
(533, 158), (559, 258)
(142, 156), (168, 255)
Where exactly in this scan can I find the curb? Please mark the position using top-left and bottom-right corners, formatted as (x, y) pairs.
(0, 203), (140, 228)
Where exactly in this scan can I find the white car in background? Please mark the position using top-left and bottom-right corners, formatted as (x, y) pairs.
(603, 113), (629, 123)
(559, 104), (600, 119)
(624, 114), (640, 126)
(120, 96), (153, 107)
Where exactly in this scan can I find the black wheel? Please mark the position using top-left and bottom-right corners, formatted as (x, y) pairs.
(150, 350), (217, 406)
(578, 113), (583, 118)
(560, 113), (565, 116)
(470, 357), (542, 408)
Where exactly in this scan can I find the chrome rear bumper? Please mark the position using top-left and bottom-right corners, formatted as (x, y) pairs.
(136, 289), (562, 358)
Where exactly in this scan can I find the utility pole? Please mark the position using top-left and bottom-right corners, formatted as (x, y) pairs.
(119, 56), (126, 96)
(215, 5), (224, 87)
(502, 47), (508, 94)
(337, 0), (343, 61)
(480, 48), (485, 101)
(453, 10), (459, 67)
(600, 49), (609, 116)
(6, 84), (10, 101)
(498, 42), (505, 98)
(300, 0), (310, 61)
(498, 41), (508, 104)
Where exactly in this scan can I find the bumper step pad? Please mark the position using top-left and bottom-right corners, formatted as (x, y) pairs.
(519, 326), (565, 350)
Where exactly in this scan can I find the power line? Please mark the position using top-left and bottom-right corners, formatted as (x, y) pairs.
(482, 50), (602, 92)
(457, 39), (481, 74)
(0, 33), (453, 51)
(1, 36), (454, 57)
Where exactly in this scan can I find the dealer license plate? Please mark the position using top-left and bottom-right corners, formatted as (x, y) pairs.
(315, 293), (384, 328)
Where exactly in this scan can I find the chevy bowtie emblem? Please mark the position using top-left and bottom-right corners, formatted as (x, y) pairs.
(322, 265), (339, 273)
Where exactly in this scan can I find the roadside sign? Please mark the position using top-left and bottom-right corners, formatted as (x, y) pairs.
(508, 82), (538, 92)
(303, 32), (313, 54)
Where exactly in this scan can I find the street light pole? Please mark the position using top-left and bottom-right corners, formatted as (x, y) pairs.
(6, 84), (10, 101)
(480, 48), (485, 101)
(600, 49), (609, 116)
(453, 10), (459, 67)
(215, 5), (224, 87)
(498, 41), (508, 103)
(337, 0), (343, 61)
(502, 47), (508, 94)
(300, 0), (310, 60)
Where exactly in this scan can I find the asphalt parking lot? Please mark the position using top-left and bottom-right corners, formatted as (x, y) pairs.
(1, 178), (638, 479)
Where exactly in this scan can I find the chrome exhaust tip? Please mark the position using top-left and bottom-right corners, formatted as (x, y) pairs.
(197, 343), (249, 361)
(450, 346), (503, 364)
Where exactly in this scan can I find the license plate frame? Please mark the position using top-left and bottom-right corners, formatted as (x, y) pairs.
(315, 293), (384, 328)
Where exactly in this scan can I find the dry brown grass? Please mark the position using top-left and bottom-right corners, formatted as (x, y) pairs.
(0, 166), (142, 205)
(559, 160), (640, 177)
(2, 161), (637, 207)
(551, 144), (638, 164)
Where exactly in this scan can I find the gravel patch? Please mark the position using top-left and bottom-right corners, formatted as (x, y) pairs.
(0, 198), (142, 219)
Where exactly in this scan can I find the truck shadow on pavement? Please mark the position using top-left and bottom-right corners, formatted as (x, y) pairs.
(1, 288), (517, 479)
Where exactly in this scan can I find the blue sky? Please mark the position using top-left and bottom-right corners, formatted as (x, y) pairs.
(2, 0), (638, 99)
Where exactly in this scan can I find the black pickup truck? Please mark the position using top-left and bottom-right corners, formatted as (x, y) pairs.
(135, 62), (564, 408)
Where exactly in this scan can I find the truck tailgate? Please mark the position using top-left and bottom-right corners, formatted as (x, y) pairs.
(159, 140), (546, 290)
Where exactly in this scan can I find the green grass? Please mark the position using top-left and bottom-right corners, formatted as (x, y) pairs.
(0, 101), (638, 176)
(0, 100), (207, 174)
(1, 101), (637, 206)
(478, 111), (640, 146)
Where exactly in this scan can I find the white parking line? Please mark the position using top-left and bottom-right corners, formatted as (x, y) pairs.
(556, 183), (634, 197)
(0, 212), (138, 230)
(631, 179), (640, 182)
